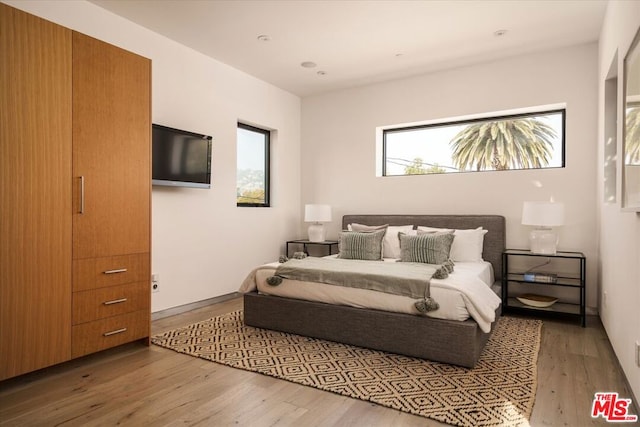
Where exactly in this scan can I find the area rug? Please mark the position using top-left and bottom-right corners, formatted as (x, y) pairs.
(151, 311), (541, 427)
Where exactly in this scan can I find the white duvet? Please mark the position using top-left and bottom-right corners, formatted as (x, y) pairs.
(239, 257), (502, 333)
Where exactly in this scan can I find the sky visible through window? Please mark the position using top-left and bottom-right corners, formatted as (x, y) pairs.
(237, 127), (265, 171)
(384, 111), (564, 176)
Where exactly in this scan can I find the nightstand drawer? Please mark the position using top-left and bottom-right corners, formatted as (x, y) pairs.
(73, 253), (149, 291)
(72, 310), (149, 358)
(72, 281), (149, 325)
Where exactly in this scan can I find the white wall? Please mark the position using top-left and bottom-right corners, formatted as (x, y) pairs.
(597, 0), (640, 403)
(302, 44), (599, 308)
(5, 0), (302, 312)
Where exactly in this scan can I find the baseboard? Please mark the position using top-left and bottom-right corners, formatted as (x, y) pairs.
(151, 292), (240, 321)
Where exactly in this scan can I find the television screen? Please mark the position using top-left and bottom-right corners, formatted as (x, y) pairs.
(152, 124), (212, 188)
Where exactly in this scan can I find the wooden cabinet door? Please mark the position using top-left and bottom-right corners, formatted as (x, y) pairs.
(72, 32), (151, 260)
(0, 4), (72, 380)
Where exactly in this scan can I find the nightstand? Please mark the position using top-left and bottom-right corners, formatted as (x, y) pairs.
(286, 240), (339, 257)
(502, 249), (586, 327)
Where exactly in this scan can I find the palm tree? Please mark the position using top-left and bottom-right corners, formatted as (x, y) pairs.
(625, 106), (640, 165)
(450, 118), (557, 171)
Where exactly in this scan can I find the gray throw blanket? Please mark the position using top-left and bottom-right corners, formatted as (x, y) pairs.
(267, 257), (446, 313)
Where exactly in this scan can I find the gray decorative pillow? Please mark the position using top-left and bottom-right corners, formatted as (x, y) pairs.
(398, 232), (454, 264)
(346, 223), (388, 258)
(337, 229), (386, 261)
(348, 223), (389, 233)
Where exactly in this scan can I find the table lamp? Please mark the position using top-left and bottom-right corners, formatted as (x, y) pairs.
(522, 201), (564, 255)
(304, 204), (332, 242)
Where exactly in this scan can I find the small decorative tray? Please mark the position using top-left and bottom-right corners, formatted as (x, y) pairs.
(516, 294), (558, 308)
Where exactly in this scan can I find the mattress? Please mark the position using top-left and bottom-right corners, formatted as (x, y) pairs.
(252, 257), (499, 326)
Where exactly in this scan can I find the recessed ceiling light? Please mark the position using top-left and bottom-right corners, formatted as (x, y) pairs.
(301, 61), (317, 68)
(257, 34), (271, 42)
(494, 29), (507, 37)
(317, 71), (327, 76)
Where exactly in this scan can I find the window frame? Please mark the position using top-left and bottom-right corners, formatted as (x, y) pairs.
(237, 122), (271, 207)
(381, 108), (566, 177)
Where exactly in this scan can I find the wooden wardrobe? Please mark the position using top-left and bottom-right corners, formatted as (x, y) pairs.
(0, 4), (151, 381)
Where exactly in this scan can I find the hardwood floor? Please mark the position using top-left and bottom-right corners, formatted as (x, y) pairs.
(0, 297), (637, 426)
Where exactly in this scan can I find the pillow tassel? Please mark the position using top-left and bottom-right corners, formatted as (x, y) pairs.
(444, 259), (455, 273)
(432, 265), (449, 279)
(415, 297), (439, 313)
(266, 276), (283, 286)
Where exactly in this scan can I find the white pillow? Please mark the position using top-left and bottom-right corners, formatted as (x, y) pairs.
(384, 225), (415, 258)
(417, 226), (454, 234)
(417, 226), (488, 262)
(348, 223), (413, 259)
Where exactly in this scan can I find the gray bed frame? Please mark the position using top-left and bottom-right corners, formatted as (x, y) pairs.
(244, 214), (505, 368)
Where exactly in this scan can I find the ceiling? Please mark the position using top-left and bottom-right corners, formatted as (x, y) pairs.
(90, 0), (608, 97)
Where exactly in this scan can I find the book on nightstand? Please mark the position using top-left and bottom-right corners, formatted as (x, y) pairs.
(523, 272), (557, 283)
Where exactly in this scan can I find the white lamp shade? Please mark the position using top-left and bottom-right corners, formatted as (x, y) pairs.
(304, 204), (332, 223)
(522, 201), (564, 227)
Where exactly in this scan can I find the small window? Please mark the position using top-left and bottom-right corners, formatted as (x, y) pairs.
(382, 109), (565, 176)
(237, 123), (270, 207)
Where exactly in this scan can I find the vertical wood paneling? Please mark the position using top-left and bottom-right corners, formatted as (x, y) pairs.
(0, 4), (72, 380)
(72, 32), (151, 260)
(0, 4), (151, 380)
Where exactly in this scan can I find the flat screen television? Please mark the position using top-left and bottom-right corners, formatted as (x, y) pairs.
(152, 124), (212, 189)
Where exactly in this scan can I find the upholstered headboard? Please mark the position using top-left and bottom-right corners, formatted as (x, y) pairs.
(342, 214), (506, 281)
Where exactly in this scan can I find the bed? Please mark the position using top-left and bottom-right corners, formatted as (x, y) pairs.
(241, 214), (505, 368)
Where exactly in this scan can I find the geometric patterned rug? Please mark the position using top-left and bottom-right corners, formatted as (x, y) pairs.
(151, 311), (542, 427)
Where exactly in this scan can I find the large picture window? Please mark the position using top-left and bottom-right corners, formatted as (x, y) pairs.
(237, 123), (270, 207)
(382, 109), (565, 176)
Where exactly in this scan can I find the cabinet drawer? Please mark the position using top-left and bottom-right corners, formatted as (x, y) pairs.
(73, 281), (149, 325)
(73, 253), (149, 291)
(72, 310), (149, 358)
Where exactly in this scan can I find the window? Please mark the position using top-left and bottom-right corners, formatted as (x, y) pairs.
(382, 109), (565, 176)
(237, 123), (270, 207)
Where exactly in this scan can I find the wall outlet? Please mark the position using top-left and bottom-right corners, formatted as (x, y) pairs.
(151, 273), (159, 293)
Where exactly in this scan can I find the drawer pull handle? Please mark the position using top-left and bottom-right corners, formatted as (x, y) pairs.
(103, 328), (127, 337)
(103, 298), (127, 306)
(104, 268), (127, 274)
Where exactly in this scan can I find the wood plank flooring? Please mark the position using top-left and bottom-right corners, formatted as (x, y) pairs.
(0, 297), (637, 426)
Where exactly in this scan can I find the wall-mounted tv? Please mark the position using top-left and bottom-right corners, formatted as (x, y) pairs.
(152, 124), (212, 189)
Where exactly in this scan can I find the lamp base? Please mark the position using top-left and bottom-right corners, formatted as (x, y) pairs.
(308, 223), (326, 242)
(529, 227), (558, 255)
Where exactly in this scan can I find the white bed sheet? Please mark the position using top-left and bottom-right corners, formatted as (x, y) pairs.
(248, 257), (499, 329)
